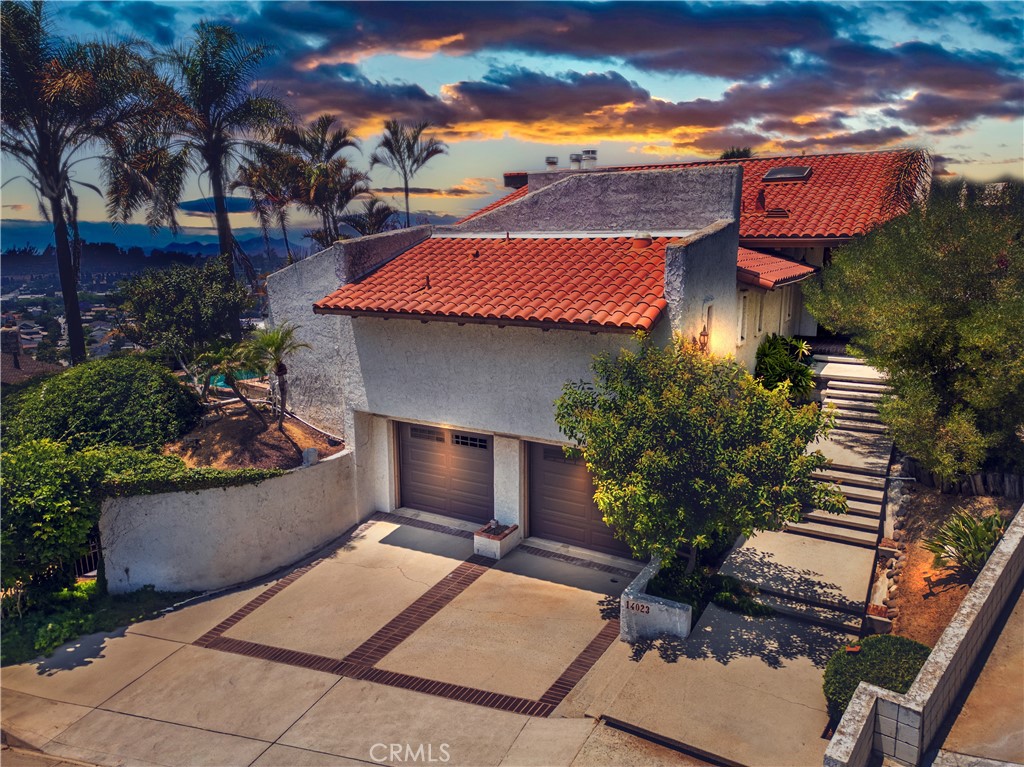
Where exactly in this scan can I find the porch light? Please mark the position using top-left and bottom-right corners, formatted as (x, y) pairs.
(698, 324), (710, 353)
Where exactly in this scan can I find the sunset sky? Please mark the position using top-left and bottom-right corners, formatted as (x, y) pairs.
(2, 1), (1022, 242)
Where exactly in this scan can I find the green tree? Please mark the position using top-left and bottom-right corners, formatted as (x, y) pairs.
(105, 22), (289, 338)
(1, 439), (103, 603)
(555, 335), (845, 572)
(1, 1), (173, 363)
(118, 260), (251, 373)
(231, 149), (300, 263)
(195, 342), (265, 425)
(803, 182), (1024, 478)
(275, 113), (364, 246)
(243, 322), (310, 430)
(342, 195), (398, 236)
(370, 119), (448, 227)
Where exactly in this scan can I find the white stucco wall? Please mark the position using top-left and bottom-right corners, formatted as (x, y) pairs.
(100, 451), (359, 594)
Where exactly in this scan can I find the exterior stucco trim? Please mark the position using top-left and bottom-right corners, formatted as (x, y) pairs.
(310, 307), (648, 334)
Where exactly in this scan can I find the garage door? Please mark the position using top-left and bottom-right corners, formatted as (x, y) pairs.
(399, 422), (493, 524)
(528, 443), (633, 558)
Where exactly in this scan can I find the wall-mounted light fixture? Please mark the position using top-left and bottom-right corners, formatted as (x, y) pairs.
(698, 324), (710, 353)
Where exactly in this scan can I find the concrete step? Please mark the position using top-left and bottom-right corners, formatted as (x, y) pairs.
(822, 396), (881, 412)
(844, 498), (884, 518)
(831, 408), (884, 423)
(812, 468), (887, 490)
(822, 379), (891, 394)
(834, 419), (889, 435)
(819, 482), (885, 505)
(803, 509), (881, 533)
(754, 592), (863, 634)
(784, 520), (878, 548)
(812, 354), (864, 364)
(822, 388), (884, 403)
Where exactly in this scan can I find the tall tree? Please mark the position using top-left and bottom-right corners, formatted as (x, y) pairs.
(369, 119), (448, 227)
(555, 335), (845, 572)
(107, 22), (288, 338)
(804, 180), (1024, 479)
(231, 148), (299, 263)
(275, 114), (365, 246)
(1, 0), (172, 363)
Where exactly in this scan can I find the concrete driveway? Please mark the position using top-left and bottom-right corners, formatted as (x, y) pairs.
(2, 513), (705, 767)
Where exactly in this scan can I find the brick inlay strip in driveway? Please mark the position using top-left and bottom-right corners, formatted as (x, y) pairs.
(539, 619), (621, 707)
(342, 555), (493, 667)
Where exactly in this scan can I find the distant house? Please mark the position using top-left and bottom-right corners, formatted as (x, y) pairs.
(267, 149), (928, 561)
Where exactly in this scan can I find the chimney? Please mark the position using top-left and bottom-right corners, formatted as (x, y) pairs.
(582, 149), (597, 171)
(569, 153), (582, 170)
(545, 156), (558, 169)
(631, 232), (653, 250)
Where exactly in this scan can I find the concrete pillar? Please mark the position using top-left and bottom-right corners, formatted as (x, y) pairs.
(369, 415), (396, 515)
(492, 436), (524, 527)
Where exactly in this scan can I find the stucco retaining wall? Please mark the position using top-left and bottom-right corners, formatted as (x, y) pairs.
(619, 556), (692, 642)
(824, 504), (1024, 767)
(100, 450), (359, 594)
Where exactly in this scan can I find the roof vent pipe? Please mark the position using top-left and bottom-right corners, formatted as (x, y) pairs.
(582, 149), (597, 171)
(545, 156), (559, 168)
(569, 153), (582, 171)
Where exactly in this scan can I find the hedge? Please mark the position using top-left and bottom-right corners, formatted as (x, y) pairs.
(823, 635), (931, 720)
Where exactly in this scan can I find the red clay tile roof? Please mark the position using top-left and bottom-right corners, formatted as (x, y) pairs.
(314, 235), (670, 332)
(1, 352), (62, 386)
(455, 186), (530, 224)
(737, 247), (816, 289)
(494, 150), (918, 241)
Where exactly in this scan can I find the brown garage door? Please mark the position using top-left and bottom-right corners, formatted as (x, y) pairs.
(528, 443), (633, 558)
(399, 422), (493, 524)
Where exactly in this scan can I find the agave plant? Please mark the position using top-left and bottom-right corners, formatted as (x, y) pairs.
(755, 334), (815, 400)
(923, 507), (1005, 577)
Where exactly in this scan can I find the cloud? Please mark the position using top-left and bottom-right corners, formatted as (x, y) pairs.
(777, 126), (911, 150)
(67, 1), (179, 45)
(177, 197), (255, 215)
(2, 204), (29, 212)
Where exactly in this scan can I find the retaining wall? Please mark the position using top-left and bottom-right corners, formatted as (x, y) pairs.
(825, 504), (1024, 767)
(100, 450), (359, 594)
(619, 556), (692, 642)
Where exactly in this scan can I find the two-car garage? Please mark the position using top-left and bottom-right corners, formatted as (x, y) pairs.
(396, 421), (631, 559)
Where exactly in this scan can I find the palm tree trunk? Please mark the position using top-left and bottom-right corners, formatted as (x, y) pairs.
(226, 375), (266, 426)
(279, 218), (294, 265)
(209, 161), (242, 341)
(48, 195), (87, 364)
(403, 175), (411, 228)
(277, 372), (288, 431)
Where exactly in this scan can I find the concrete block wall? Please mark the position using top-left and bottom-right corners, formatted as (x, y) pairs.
(824, 504), (1024, 767)
(619, 556), (692, 642)
(100, 451), (360, 594)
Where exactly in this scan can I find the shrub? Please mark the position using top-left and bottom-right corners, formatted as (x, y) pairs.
(87, 446), (285, 496)
(923, 507), (1005, 577)
(0, 440), (103, 601)
(4, 356), (201, 450)
(823, 635), (931, 720)
(755, 334), (815, 399)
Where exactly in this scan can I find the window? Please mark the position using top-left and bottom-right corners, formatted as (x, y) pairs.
(738, 294), (748, 343)
(453, 434), (488, 449)
(756, 294), (765, 334)
(410, 426), (444, 442)
(762, 166), (813, 183)
(543, 446), (578, 464)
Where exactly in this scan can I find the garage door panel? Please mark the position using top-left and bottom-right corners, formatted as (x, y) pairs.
(399, 422), (493, 524)
(528, 443), (633, 558)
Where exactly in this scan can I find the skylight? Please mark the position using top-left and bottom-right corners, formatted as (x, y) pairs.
(762, 166), (813, 183)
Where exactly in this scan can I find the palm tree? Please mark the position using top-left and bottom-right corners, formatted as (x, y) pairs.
(719, 147), (754, 159)
(231, 148), (300, 263)
(369, 119), (448, 227)
(244, 323), (310, 430)
(1, 1), (173, 363)
(881, 148), (932, 217)
(107, 22), (289, 339)
(275, 114), (363, 245)
(196, 342), (266, 426)
(341, 195), (398, 236)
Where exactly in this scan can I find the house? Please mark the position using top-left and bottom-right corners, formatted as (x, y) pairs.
(266, 149), (928, 561)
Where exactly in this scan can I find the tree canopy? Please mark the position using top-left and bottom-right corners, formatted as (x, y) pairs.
(804, 181), (1024, 478)
(555, 335), (845, 569)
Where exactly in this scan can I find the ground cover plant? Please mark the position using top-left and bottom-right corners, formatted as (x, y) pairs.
(755, 333), (814, 400)
(823, 634), (931, 720)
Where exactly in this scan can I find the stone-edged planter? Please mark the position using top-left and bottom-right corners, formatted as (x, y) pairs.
(619, 556), (693, 642)
(473, 521), (521, 560)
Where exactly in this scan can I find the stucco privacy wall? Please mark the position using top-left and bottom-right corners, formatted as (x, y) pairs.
(824, 504), (1024, 767)
(266, 226), (431, 435)
(449, 166), (742, 234)
(100, 451), (357, 594)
